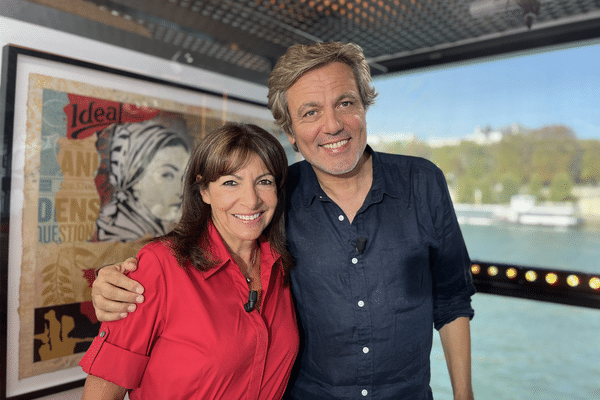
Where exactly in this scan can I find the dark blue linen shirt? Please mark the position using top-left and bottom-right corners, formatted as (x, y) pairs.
(285, 148), (475, 400)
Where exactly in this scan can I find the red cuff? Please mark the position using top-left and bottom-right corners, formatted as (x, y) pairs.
(79, 325), (150, 389)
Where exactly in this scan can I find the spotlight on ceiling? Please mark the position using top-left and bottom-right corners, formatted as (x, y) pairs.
(469, 0), (541, 29)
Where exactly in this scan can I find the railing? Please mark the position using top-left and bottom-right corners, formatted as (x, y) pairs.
(471, 260), (600, 309)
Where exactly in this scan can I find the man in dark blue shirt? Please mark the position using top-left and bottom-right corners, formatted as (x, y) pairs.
(269, 42), (475, 399)
(92, 42), (475, 399)
(283, 151), (474, 399)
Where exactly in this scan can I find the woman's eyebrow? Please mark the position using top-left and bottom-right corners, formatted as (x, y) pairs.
(226, 172), (274, 180)
(160, 163), (180, 170)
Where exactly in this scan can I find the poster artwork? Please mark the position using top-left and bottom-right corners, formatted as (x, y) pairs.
(19, 73), (259, 378)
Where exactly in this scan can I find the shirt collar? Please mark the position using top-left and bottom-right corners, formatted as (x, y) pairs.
(369, 148), (402, 202)
(296, 146), (401, 209)
(201, 220), (280, 280)
(296, 160), (322, 209)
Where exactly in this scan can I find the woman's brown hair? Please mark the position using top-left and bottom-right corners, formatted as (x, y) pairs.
(160, 123), (293, 282)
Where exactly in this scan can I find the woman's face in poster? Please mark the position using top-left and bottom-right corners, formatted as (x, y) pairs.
(132, 144), (190, 223)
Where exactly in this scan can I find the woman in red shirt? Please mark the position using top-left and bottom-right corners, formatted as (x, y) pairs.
(79, 123), (299, 400)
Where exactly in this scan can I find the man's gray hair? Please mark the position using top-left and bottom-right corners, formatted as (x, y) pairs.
(267, 42), (377, 144)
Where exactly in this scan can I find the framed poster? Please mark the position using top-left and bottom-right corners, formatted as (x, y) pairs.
(0, 45), (283, 399)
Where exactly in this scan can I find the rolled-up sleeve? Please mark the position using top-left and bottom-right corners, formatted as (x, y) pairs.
(429, 167), (476, 330)
(79, 246), (166, 388)
(79, 325), (150, 388)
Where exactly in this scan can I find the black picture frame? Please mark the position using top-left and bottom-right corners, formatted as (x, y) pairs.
(0, 45), (278, 400)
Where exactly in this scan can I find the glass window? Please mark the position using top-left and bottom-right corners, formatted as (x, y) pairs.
(368, 40), (600, 275)
(369, 40), (600, 399)
(431, 295), (600, 400)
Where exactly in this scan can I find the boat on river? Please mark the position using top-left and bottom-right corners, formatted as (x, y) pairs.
(454, 195), (582, 228)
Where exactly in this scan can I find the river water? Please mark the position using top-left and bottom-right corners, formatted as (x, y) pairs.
(430, 223), (600, 399)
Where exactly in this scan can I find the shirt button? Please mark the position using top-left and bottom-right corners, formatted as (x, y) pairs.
(363, 346), (369, 354)
(351, 258), (358, 264)
(338, 215), (344, 221)
(358, 300), (365, 307)
(362, 389), (368, 396)
(100, 331), (106, 338)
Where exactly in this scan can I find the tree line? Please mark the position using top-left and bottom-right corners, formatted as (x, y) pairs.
(379, 125), (600, 204)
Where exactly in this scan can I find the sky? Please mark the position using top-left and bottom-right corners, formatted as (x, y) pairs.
(366, 40), (600, 141)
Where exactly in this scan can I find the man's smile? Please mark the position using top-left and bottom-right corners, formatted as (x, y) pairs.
(321, 138), (349, 149)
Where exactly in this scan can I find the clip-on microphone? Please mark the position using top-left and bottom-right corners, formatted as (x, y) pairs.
(349, 237), (367, 254)
(244, 290), (258, 312)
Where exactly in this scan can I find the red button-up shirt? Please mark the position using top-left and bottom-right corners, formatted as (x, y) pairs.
(80, 223), (299, 400)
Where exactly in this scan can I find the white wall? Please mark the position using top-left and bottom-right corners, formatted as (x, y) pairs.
(0, 14), (268, 400)
(0, 16), (269, 104)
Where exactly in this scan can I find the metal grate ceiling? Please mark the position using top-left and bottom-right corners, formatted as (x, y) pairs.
(4, 0), (600, 84)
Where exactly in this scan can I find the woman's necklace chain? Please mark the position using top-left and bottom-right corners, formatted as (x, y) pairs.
(246, 245), (259, 284)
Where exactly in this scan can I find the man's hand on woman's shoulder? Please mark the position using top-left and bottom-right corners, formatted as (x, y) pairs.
(92, 257), (145, 322)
